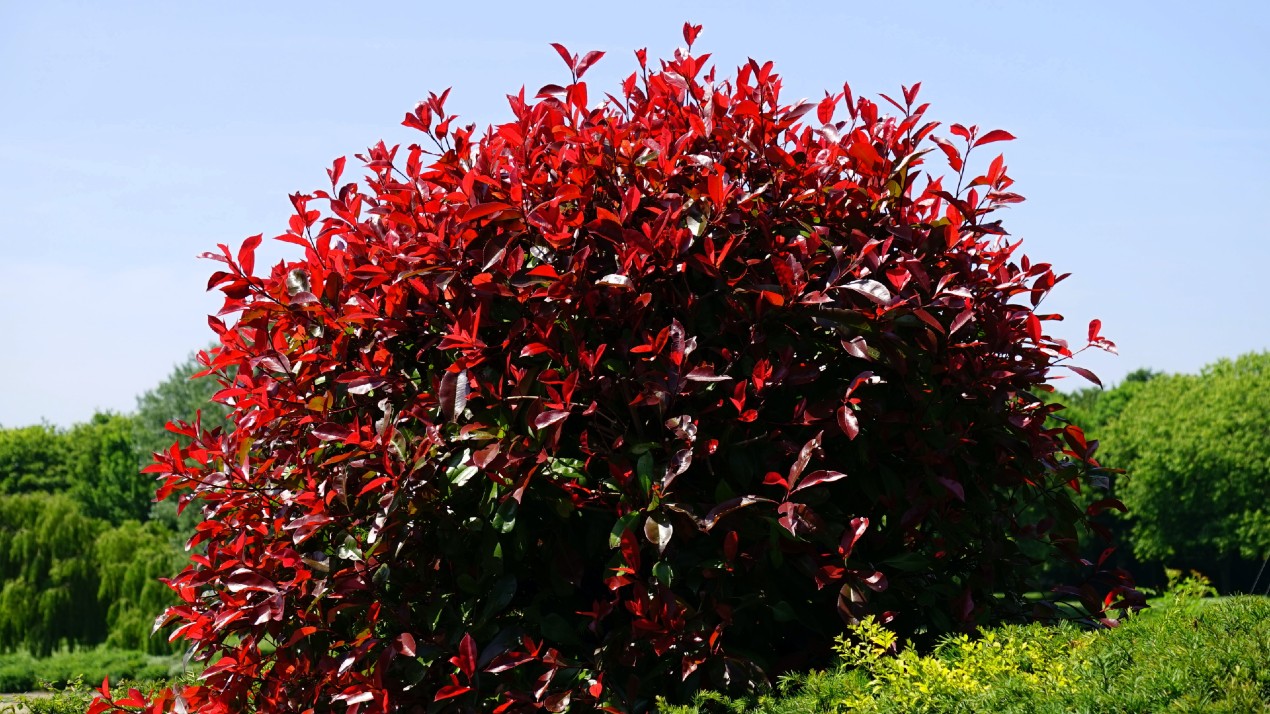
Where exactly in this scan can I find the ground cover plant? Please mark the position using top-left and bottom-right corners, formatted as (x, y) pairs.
(659, 575), (1270, 713)
(91, 25), (1138, 714)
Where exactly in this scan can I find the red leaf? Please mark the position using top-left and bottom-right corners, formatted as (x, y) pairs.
(858, 570), (888, 592)
(396, 632), (417, 657)
(434, 685), (471, 702)
(702, 496), (774, 531)
(1086, 497), (1127, 516)
(534, 410), (570, 429)
(457, 633), (478, 679)
(950, 308), (975, 335)
(791, 470), (849, 494)
(118, 688), (146, 708)
(485, 650), (536, 673)
(1025, 313), (1043, 343)
(685, 366), (732, 382)
(238, 234), (262, 276)
(762, 471), (789, 490)
(576, 50), (606, 78)
(902, 82), (921, 106)
(1088, 318), (1102, 342)
(1066, 365), (1103, 388)
(974, 129), (1016, 147)
(440, 368), (469, 422)
(549, 43), (575, 71)
(520, 342), (555, 358)
(840, 517), (869, 559)
(312, 423), (351, 442)
(787, 431), (823, 489)
(837, 407), (860, 440)
(938, 477), (965, 502)
(841, 279), (892, 306)
(841, 337), (871, 360)
(682, 22), (703, 47)
(285, 514), (333, 545)
(464, 202), (514, 222)
(327, 156), (346, 186)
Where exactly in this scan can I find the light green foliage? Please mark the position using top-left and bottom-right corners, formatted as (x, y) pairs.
(0, 496), (184, 656)
(0, 425), (69, 494)
(1047, 368), (1160, 437)
(0, 494), (106, 657)
(660, 586), (1270, 713)
(0, 650), (180, 695)
(94, 522), (184, 654)
(1101, 352), (1270, 564)
(0, 355), (218, 659)
(829, 618), (1080, 713)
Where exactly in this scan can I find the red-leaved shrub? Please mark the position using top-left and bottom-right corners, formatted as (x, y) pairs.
(92, 25), (1140, 714)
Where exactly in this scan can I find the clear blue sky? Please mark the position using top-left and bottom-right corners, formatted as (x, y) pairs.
(2, 1), (1267, 427)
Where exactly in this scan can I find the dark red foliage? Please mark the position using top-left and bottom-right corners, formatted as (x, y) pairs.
(93, 26), (1140, 714)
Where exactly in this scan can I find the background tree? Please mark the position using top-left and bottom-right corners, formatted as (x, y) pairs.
(94, 521), (185, 654)
(0, 493), (106, 656)
(1102, 352), (1270, 589)
(66, 413), (151, 525)
(0, 424), (69, 494)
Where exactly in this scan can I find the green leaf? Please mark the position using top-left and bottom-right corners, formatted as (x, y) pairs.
(337, 535), (363, 562)
(652, 560), (674, 584)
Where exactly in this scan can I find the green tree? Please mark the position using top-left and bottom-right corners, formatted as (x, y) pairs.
(94, 521), (184, 654)
(1043, 368), (1160, 436)
(1102, 352), (1270, 578)
(0, 493), (106, 656)
(65, 413), (150, 525)
(0, 424), (69, 494)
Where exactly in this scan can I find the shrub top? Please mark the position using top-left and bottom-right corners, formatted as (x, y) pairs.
(103, 25), (1136, 714)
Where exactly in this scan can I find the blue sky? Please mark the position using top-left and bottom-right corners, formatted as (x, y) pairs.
(2, 1), (1267, 427)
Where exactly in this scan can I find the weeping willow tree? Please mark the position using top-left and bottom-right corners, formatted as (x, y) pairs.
(0, 493), (106, 656)
(95, 521), (185, 654)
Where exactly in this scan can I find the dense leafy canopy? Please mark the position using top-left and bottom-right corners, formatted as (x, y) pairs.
(1101, 352), (1270, 565)
(0, 493), (106, 657)
(0, 424), (71, 494)
(100, 27), (1138, 714)
(67, 414), (155, 526)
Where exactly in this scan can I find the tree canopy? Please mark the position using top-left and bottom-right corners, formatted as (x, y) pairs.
(1101, 352), (1270, 566)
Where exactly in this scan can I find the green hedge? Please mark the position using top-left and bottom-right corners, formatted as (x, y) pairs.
(0, 647), (180, 694)
(662, 592), (1270, 713)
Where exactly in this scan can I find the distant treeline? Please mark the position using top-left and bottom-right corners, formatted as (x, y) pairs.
(1042, 351), (1270, 592)
(0, 353), (227, 657)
